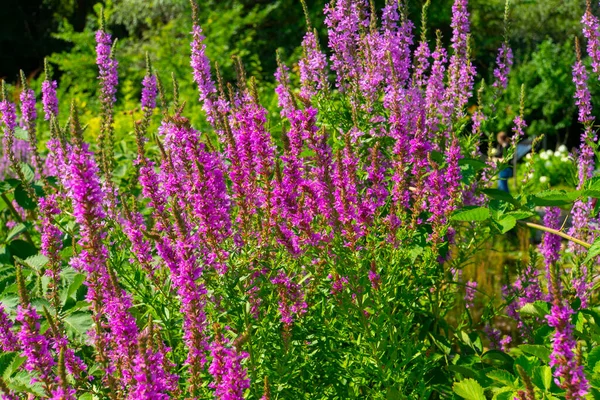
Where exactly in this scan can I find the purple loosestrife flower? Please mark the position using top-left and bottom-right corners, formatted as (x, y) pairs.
(382, 4), (414, 87)
(46, 328), (86, 379)
(324, 0), (369, 92)
(547, 302), (589, 398)
(16, 306), (55, 383)
(271, 271), (308, 327)
(464, 281), (477, 309)
(425, 38), (448, 144)
(191, 25), (219, 124)
(445, 137), (463, 211)
(96, 30), (118, 108)
(208, 333), (250, 400)
(445, 0), (476, 119)
(121, 208), (155, 274)
(19, 85), (36, 130)
(568, 52), (597, 298)
(503, 263), (544, 339)
(332, 130), (364, 245)
(129, 338), (177, 399)
(39, 194), (64, 310)
(50, 386), (76, 400)
(141, 74), (157, 112)
(499, 336), (512, 352)
(299, 31), (328, 101)
(159, 118), (232, 272)
(541, 207), (562, 297)
(413, 40), (431, 88)
(42, 80), (59, 121)
(0, 93), (33, 180)
(492, 43), (513, 91)
(511, 115), (527, 142)
(582, 5), (600, 76)
(65, 116), (139, 385)
(0, 304), (17, 351)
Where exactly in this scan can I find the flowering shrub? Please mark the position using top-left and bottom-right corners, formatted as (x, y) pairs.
(0, 0), (600, 399)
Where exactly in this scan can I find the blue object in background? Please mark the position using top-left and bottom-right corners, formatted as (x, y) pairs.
(498, 167), (513, 193)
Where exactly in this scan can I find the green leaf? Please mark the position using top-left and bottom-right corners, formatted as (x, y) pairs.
(518, 301), (549, 319)
(6, 223), (26, 242)
(19, 163), (34, 183)
(497, 215), (516, 234)
(588, 346), (600, 370)
(505, 211), (536, 220)
(63, 312), (93, 336)
(584, 237), (600, 264)
(453, 378), (486, 400)
(14, 185), (35, 210)
(13, 127), (29, 142)
(519, 344), (551, 363)
(482, 350), (514, 368)
(531, 366), (552, 390)
(482, 189), (518, 205)
(452, 207), (491, 222)
(0, 352), (16, 377)
(486, 370), (516, 387)
(459, 158), (487, 171)
(23, 255), (49, 271)
(531, 190), (579, 206)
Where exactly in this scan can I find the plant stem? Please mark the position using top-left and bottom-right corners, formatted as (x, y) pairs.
(520, 221), (591, 249)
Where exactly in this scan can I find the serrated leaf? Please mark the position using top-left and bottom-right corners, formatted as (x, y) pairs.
(19, 163), (34, 183)
(453, 378), (486, 400)
(531, 190), (579, 206)
(23, 254), (49, 271)
(63, 312), (93, 336)
(0, 352), (16, 378)
(486, 369), (516, 387)
(518, 301), (549, 319)
(519, 344), (551, 363)
(3, 354), (25, 380)
(452, 207), (491, 222)
(588, 346), (600, 371)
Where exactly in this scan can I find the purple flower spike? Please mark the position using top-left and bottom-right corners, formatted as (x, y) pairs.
(208, 333), (250, 400)
(141, 74), (157, 112)
(492, 43), (513, 91)
(42, 80), (59, 121)
(96, 30), (118, 108)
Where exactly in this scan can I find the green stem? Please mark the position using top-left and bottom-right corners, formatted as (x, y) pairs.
(520, 221), (591, 249)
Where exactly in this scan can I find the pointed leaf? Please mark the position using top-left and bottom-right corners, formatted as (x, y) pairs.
(453, 378), (486, 400)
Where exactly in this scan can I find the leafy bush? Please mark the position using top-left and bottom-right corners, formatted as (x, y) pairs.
(0, 0), (600, 399)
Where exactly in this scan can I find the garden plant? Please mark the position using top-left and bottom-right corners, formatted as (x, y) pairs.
(1, 0), (600, 399)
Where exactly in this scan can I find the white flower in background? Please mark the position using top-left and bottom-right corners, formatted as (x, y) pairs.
(545, 150), (554, 157)
(540, 152), (549, 160)
(544, 161), (552, 168)
(539, 176), (548, 184)
(525, 153), (532, 160)
(561, 156), (570, 163)
(558, 144), (568, 153)
(527, 173), (534, 180)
